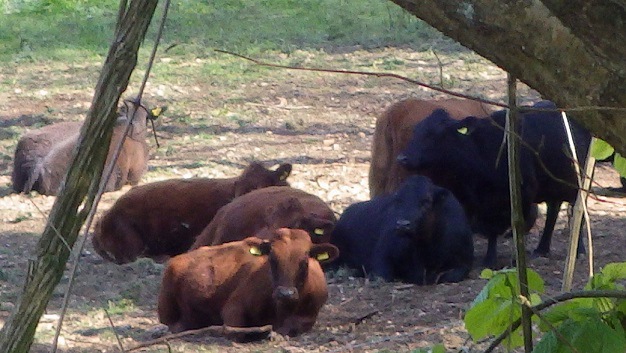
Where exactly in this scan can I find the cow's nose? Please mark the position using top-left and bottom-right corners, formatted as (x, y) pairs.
(396, 219), (413, 233)
(275, 286), (299, 301)
(396, 154), (409, 165)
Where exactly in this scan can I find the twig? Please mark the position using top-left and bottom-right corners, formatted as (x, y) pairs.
(353, 310), (380, 325)
(104, 309), (126, 353)
(215, 49), (626, 113)
(26, 199), (71, 253)
(215, 48), (507, 109)
(432, 49), (444, 88)
(126, 325), (273, 352)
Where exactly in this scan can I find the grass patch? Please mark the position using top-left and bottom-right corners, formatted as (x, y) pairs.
(0, 0), (458, 63)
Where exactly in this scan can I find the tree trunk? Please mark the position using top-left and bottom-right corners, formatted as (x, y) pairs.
(0, 1), (158, 352)
(389, 0), (626, 156)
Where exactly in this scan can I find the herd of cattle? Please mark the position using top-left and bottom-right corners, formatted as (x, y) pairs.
(9, 96), (617, 339)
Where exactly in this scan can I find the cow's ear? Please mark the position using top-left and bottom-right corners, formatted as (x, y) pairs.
(275, 163), (292, 181)
(150, 106), (167, 120)
(455, 116), (480, 135)
(310, 244), (339, 264)
(309, 217), (335, 238)
(249, 239), (271, 256)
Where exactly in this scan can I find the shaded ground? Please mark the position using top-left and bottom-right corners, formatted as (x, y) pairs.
(0, 47), (625, 352)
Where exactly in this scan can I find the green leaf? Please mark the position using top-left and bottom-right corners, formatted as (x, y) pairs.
(590, 138), (615, 160)
(540, 299), (596, 331)
(465, 296), (521, 341)
(533, 318), (626, 353)
(465, 267), (546, 349)
(614, 154), (626, 178)
(585, 262), (626, 291)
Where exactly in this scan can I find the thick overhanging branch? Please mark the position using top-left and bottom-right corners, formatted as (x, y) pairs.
(389, 0), (626, 155)
(541, 0), (626, 67)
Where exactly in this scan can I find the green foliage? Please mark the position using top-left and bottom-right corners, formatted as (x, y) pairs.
(105, 298), (135, 315)
(533, 318), (626, 353)
(591, 138), (626, 177)
(614, 154), (626, 178)
(464, 268), (544, 349)
(0, 0), (453, 61)
(591, 138), (615, 160)
(467, 263), (626, 353)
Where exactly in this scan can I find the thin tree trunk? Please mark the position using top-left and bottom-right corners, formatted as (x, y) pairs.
(0, 1), (158, 352)
(507, 74), (533, 352)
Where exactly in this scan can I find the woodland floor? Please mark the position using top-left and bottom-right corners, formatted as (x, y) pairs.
(0, 47), (625, 353)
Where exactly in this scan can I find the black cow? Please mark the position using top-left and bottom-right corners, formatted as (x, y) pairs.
(398, 101), (591, 267)
(330, 175), (473, 284)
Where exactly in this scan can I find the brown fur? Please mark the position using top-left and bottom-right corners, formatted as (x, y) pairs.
(157, 228), (339, 339)
(368, 98), (493, 198)
(92, 162), (292, 264)
(11, 99), (155, 195)
(190, 186), (335, 249)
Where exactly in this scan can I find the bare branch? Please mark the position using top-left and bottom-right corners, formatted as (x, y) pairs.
(126, 325), (273, 352)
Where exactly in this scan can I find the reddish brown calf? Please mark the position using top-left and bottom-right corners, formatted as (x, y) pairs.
(92, 162), (292, 264)
(157, 228), (339, 339)
(190, 186), (335, 248)
(369, 98), (492, 198)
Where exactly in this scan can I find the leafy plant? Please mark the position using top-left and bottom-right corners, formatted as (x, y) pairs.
(465, 268), (544, 349)
(465, 263), (626, 353)
(591, 138), (626, 177)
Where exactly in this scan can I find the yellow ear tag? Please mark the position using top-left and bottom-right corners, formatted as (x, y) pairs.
(314, 228), (324, 236)
(457, 127), (469, 135)
(280, 171), (289, 181)
(316, 252), (330, 261)
(249, 246), (262, 256)
(151, 107), (163, 117)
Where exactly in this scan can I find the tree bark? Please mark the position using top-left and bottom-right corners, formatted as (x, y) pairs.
(389, 0), (626, 155)
(0, 1), (158, 352)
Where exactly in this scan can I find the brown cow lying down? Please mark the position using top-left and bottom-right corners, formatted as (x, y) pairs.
(190, 186), (336, 248)
(158, 228), (339, 339)
(92, 162), (292, 264)
(12, 98), (161, 195)
(369, 98), (493, 198)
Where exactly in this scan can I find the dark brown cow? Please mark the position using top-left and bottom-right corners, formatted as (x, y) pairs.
(12, 98), (160, 195)
(190, 186), (335, 249)
(157, 228), (339, 339)
(369, 98), (493, 198)
(92, 162), (292, 264)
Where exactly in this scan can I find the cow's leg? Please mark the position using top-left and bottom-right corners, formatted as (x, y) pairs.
(533, 201), (560, 256)
(483, 235), (498, 268)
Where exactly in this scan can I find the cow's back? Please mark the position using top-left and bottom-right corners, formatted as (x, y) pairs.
(369, 98), (492, 197)
(12, 121), (81, 193)
(192, 186), (335, 248)
(158, 241), (267, 332)
(93, 177), (235, 263)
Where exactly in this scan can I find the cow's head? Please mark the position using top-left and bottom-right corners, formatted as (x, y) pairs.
(233, 162), (292, 197)
(397, 109), (483, 180)
(246, 229), (338, 306)
(91, 218), (146, 265)
(390, 175), (446, 243)
(264, 197), (335, 243)
(116, 97), (165, 140)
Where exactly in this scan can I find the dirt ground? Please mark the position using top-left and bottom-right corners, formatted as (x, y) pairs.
(0, 47), (625, 353)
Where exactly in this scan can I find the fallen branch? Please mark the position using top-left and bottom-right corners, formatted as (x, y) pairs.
(126, 325), (273, 352)
(353, 310), (380, 326)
